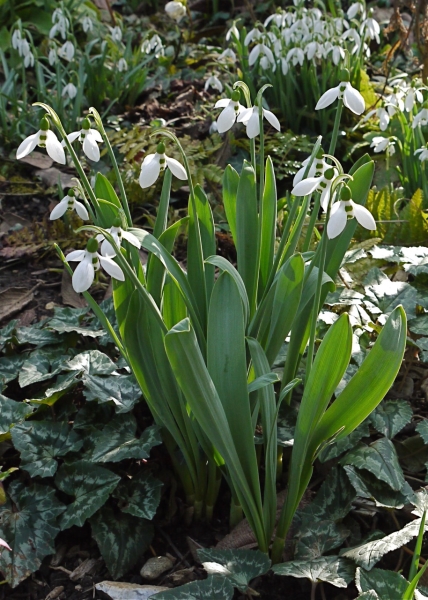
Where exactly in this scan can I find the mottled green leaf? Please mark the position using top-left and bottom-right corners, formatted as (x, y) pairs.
(344, 465), (415, 509)
(364, 276), (417, 319)
(47, 306), (103, 337)
(90, 506), (153, 579)
(197, 549), (271, 593)
(371, 400), (413, 439)
(396, 435), (428, 473)
(55, 461), (120, 529)
(356, 567), (408, 600)
(29, 372), (78, 406)
(341, 437), (405, 491)
(0, 481), (65, 588)
(0, 355), (25, 385)
(272, 556), (354, 588)
(408, 315), (428, 336)
(82, 372), (142, 412)
(298, 467), (356, 523)
(15, 326), (60, 347)
(0, 320), (17, 350)
(67, 350), (117, 375)
(416, 420), (428, 444)
(357, 591), (380, 599)
(12, 421), (83, 478)
(153, 575), (234, 599)
(113, 472), (162, 520)
(295, 521), (350, 560)
(0, 395), (33, 435)
(19, 351), (67, 387)
(91, 416), (161, 463)
(318, 421), (370, 463)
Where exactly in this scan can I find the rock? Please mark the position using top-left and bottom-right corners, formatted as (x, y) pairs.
(140, 556), (174, 580)
(95, 581), (169, 600)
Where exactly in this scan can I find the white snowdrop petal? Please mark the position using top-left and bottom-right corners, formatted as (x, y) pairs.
(215, 98), (230, 108)
(63, 131), (81, 146)
(89, 129), (103, 142)
(249, 45), (261, 66)
(83, 134), (100, 162)
(217, 105), (237, 133)
(66, 249), (86, 261)
(101, 239), (116, 257)
(166, 156), (187, 180)
(327, 204), (347, 238)
(246, 112), (260, 138)
(343, 85), (365, 115)
(99, 256), (125, 281)
(315, 86), (340, 110)
(45, 130), (66, 164)
(352, 203), (376, 230)
(74, 200), (89, 220)
(292, 177), (321, 196)
(49, 200), (68, 220)
(236, 107), (253, 124)
(72, 258), (95, 293)
(16, 132), (39, 159)
(139, 155), (161, 188)
(263, 109), (281, 131)
(0, 538), (12, 551)
(122, 231), (141, 248)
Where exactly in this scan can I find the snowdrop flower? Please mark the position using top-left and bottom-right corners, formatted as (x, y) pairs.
(58, 41), (75, 61)
(292, 151), (328, 187)
(96, 218), (140, 257)
(50, 8), (69, 39)
(204, 75), (223, 93)
(244, 28), (262, 46)
(50, 189), (89, 221)
(237, 105), (281, 139)
(82, 16), (93, 33)
(286, 47), (305, 66)
(48, 47), (57, 66)
(117, 58), (128, 72)
(219, 48), (236, 62)
(330, 45), (345, 65)
(165, 1), (186, 22)
(142, 35), (164, 57)
(226, 23), (240, 41)
(370, 136), (395, 156)
(327, 185), (376, 239)
(109, 26), (122, 42)
(292, 166), (338, 211)
(347, 2), (364, 20)
(139, 142), (187, 188)
(413, 108), (428, 128)
(249, 43), (275, 66)
(16, 117), (66, 164)
(62, 82), (77, 100)
(364, 106), (389, 131)
(67, 238), (125, 293)
(341, 28), (361, 54)
(361, 14), (380, 43)
(63, 118), (103, 162)
(214, 91), (246, 133)
(12, 29), (22, 51)
(415, 146), (428, 162)
(316, 71), (365, 115)
(404, 87), (424, 112)
(24, 51), (34, 69)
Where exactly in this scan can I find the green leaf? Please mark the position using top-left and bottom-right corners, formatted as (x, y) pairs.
(0, 481), (65, 588)
(47, 307), (104, 337)
(197, 548), (271, 592)
(153, 575), (235, 599)
(67, 350), (117, 375)
(0, 355), (25, 385)
(357, 592), (380, 600)
(356, 567), (408, 600)
(0, 395), (33, 435)
(318, 422), (370, 463)
(94, 173), (121, 227)
(189, 184), (216, 301)
(0, 320), (17, 351)
(82, 372), (142, 412)
(205, 255), (249, 325)
(341, 437), (405, 492)
(223, 164), (239, 242)
(371, 400), (413, 439)
(15, 325), (60, 347)
(298, 467), (356, 523)
(90, 505), (153, 579)
(344, 465), (415, 509)
(55, 461), (120, 530)
(364, 275), (417, 320)
(259, 156), (277, 293)
(12, 421), (83, 478)
(295, 520), (350, 560)
(19, 351), (66, 387)
(416, 420), (428, 444)
(91, 417), (161, 463)
(272, 556), (354, 588)
(113, 472), (162, 520)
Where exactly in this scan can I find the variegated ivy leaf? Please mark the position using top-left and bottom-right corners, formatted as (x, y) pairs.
(341, 437), (405, 492)
(298, 467), (356, 523)
(47, 306), (104, 337)
(295, 520), (350, 560)
(29, 371), (78, 407)
(197, 548), (271, 593)
(344, 465), (415, 509)
(112, 472), (163, 520)
(356, 567), (408, 600)
(363, 268), (417, 320)
(411, 488), (428, 518)
(371, 399), (413, 439)
(318, 421), (370, 463)
(67, 349), (117, 375)
(15, 324), (60, 347)
(91, 415), (161, 463)
(341, 518), (427, 570)
(55, 460), (120, 530)
(0, 319), (17, 351)
(90, 505), (153, 580)
(153, 575), (235, 599)
(0, 394), (33, 435)
(19, 350), (67, 387)
(0, 481), (65, 588)
(0, 355), (25, 385)
(272, 556), (354, 588)
(416, 420), (428, 445)
(11, 421), (83, 478)
(357, 592), (380, 599)
(83, 372), (142, 412)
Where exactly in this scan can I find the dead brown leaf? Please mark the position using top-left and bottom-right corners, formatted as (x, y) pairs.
(61, 270), (87, 308)
(0, 287), (35, 321)
(17, 308), (37, 327)
(0, 244), (44, 260)
(35, 168), (75, 189)
(20, 151), (53, 170)
(0, 212), (32, 238)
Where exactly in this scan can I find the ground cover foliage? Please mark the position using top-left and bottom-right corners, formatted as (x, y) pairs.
(2, 1), (428, 599)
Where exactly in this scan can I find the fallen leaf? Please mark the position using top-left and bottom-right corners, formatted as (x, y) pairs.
(17, 308), (37, 327)
(35, 168), (75, 189)
(0, 287), (34, 321)
(0, 244), (44, 259)
(61, 270), (87, 309)
(0, 212), (32, 237)
(20, 152), (53, 170)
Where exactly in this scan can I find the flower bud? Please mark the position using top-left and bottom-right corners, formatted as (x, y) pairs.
(40, 117), (50, 131)
(156, 142), (166, 154)
(82, 118), (91, 130)
(86, 237), (99, 253)
(231, 90), (241, 102)
(340, 185), (352, 201)
(67, 188), (75, 197)
(340, 68), (350, 82)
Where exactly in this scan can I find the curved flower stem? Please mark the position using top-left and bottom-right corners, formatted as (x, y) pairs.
(327, 97), (343, 157)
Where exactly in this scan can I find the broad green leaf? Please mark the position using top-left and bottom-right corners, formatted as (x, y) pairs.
(153, 575), (234, 599)
(272, 556), (354, 588)
(341, 518), (426, 570)
(0, 395), (33, 435)
(0, 355), (25, 385)
(12, 421), (83, 478)
(19, 351), (67, 387)
(189, 184), (216, 301)
(223, 164), (239, 242)
(396, 435), (428, 473)
(66, 349), (117, 375)
(298, 467), (355, 523)
(205, 255), (249, 325)
(318, 421), (370, 463)
(113, 472), (163, 520)
(82, 371), (142, 412)
(91, 416), (161, 463)
(55, 461), (120, 530)
(259, 156), (277, 294)
(416, 420), (428, 444)
(235, 161), (259, 316)
(371, 399), (412, 439)
(356, 567), (408, 600)
(0, 481), (65, 588)
(247, 373), (279, 393)
(90, 506), (153, 579)
(344, 465), (415, 509)
(197, 548), (271, 592)
(94, 172), (121, 227)
(341, 437), (405, 491)
(295, 520), (350, 560)
(162, 275), (188, 329)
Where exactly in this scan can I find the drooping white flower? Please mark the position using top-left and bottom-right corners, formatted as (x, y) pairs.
(404, 87), (424, 112)
(62, 82), (77, 99)
(327, 185), (376, 239)
(219, 48), (237, 62)
(364, 106), (390, 131)
(139, 142), (187, 188)
(341, 28), (361, 54)
(330, 45), (345, 66)
(249, 43), (275, 66)
(12, 29), (22, 51)
(109, 26), (122, 42)
(63, 118), (103, 162)
(415, 146), (428, 162)
(50, 189), (89, 221)
(370, 136), (395, 156)
(204, 75), (223, 93)
(226, 23), (240, 41)
(117, 58), (128, 72)
(244, 28), (262, 46)
(286, 47), (305, 66)
(48, 47), (57, 66)
(412, 108), (428, 129)
(50, 8), (69, 39)
(165, 1), (186, 22)
(57, 41), (75, 61)
(316, 76), (365, 115)
(96, 220), (140, 257)
(16, 117), (66, 164)
(82, 16), (93, 33)
(214, 91), (246, 133)
(347, 2), (364, 20)
(24, 51), (35, 69)
(66, 238), (125, 293)
(292, 166), (338, 211)
(360, 14), (380, 43)
(237, 105), (281, 139)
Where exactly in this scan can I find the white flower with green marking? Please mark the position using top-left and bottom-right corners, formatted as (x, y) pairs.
(214, 91), (246, 133)
(96, 219), (140, 257)
(50, 189), (89, 221)
(63, 118), (103, 162)
(16, 117), (66, 164)
(315, 69), (365, 115)
(237, 105), (281, 139)
(327, 185), (376, 239)
(67, 238), (124, 293)
(139, 142), (187, 188)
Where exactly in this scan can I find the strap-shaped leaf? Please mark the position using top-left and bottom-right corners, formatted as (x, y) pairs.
(259, 156), (277, 295)
(205, 255), (250, 325)
(223, 164), (239, 242)
(189, 185), (216, 301)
